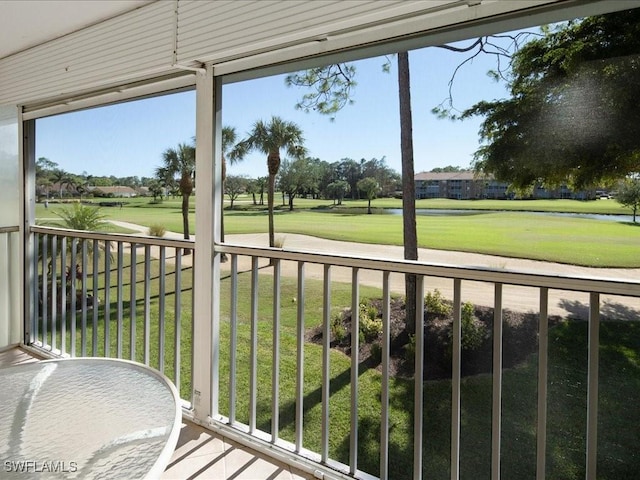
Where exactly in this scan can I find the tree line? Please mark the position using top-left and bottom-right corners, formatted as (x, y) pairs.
(35, 156), (157, 199)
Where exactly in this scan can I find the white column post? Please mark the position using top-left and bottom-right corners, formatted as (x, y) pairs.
(20, 113), (35, 346)
(192, 64), (222, 422)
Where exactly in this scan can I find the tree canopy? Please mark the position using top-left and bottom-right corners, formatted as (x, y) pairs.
(463, 9), (640, 190)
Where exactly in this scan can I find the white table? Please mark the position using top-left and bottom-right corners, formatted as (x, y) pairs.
(0, 357), (181, 479)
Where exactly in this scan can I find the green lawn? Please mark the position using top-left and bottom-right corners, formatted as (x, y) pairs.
(223, 209), (639, 267)
(36, 198), (640, 268)
(37, 252), (640, 479)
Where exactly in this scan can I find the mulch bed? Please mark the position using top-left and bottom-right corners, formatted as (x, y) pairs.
(307, 297), (563, 380)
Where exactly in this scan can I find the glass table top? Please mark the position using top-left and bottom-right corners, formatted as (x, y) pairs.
(0, 358), (181, 479)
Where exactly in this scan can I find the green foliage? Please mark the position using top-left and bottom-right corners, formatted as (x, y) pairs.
(224, 175), (248, 208)
(53, 203), (107, 231)
(147, 180), (163, 202)
(464, 9), (640, 189)
(369, 342), (382, 364)
(157, 142), (196, 241)
(425, 289), (452, 316)
(147, 224), (166, 237)
(331, 314), (347, 343)
(326, 180), (350, 205)
(357, 177), (380, 214)
(616, 176), (640, 222)
(460, 301), (487, 351)
(404, 334), (416, 366)
(357, 177), (380, 201)
(277, 158), (319, 210)
(285, 64), (357, 118)
(359, 302), (382, 342)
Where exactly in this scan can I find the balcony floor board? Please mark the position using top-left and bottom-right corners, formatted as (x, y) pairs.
(163, 421), (314, 480)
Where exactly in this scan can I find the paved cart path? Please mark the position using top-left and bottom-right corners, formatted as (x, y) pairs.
(109, 220), (640, 320)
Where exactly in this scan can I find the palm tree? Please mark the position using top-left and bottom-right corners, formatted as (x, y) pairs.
(232, 117), (306, 247)
(51, 168), (75, 199)
(156, 143), (196, 245)
(220, 126), (240, 245)
(357, 177), (380, 214)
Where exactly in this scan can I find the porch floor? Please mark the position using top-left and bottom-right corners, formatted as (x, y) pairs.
(0, 347), (313, 480)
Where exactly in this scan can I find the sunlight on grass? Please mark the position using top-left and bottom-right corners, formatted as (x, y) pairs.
(36, 247), (640, 479)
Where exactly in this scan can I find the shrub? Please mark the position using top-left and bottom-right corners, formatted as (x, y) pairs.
(404, 334), (416, 366)
(370, 342), (382, 364)
(359, 302), (382, 341)
(331, 314), (347, 343)
(52, 203), (107, 231)
(460, 301), (487, 351)
(425, 289), (452, 316)
(148, 224), (166, 237)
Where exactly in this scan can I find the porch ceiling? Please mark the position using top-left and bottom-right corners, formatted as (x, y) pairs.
(0, 0), (152, 61)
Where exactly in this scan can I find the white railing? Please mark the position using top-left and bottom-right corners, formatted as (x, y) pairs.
(0, 226), (20, 347)
(29, 226), (195, 402)
(28, 226), (640, 479)
(212, 242), (640, 480)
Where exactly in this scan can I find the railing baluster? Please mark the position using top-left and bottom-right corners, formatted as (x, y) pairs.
(350, 268), (360, 475)
(70, 237), (77, 357)
(295, 261), (305, 453)
(158, 245), (166, 373)
(144, 244), (151, 365)
(321, 264), (331, 464)
(116, 242), (124, 358)
(33, 233), (39, 344)
(174, 247), (182, 395)
(451, 278), (462, 480)
(60, 237), (67, 354)
(272, 258), (281, 443)
(104, 240), (111, 357)
(229, 254), (238, 425)
(492, 283), (504, 480)
(41, 235), (48, 348)
(380, 271), (391, 480)
(586, 292), (600, 479)
(414, 275), (426, 480)
(249, 256), (259, 434)
(536, 287), (549, 480)
(92, 239), (99, 356)
(130, 242), (137, 361)
(50, 235), (57, 352)
(81, 239), (88, 356)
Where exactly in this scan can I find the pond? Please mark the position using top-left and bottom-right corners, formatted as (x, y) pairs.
(386, 209), (636, 223)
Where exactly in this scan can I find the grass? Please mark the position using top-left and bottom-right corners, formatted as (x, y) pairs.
(223, 210), (639, 267)
(35, 198), (640, 267)
(36, 249), (640, 479)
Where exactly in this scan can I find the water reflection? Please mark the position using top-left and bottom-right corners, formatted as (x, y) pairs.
(386, 209), (635, 223)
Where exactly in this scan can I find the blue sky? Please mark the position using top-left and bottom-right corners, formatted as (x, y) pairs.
(36, 40), (512, 180)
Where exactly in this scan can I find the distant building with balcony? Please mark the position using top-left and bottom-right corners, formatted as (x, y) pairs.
(415, 171), (509, 199)
(415, 171), (594, 200)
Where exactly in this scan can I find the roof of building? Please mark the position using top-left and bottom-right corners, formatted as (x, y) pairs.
(89, 186), (137, 194)
(414, 171), (479, 181)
